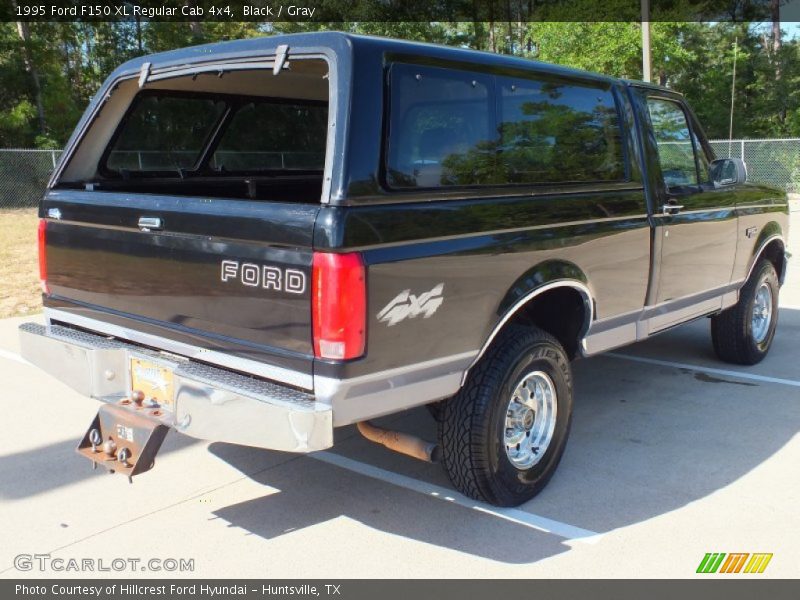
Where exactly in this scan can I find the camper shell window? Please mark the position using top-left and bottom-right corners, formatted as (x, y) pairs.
(385, 63), (627, 190)
(57, 57), (331, 203)
(100, 91), (328, 189)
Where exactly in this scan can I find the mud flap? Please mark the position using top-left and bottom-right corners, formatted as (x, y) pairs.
(77, 403), (170, 482)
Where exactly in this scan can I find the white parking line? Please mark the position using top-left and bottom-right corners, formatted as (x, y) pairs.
(311, 450), (602, 544)
(0, 348), (29, 366)
(608, 353), (800, 388)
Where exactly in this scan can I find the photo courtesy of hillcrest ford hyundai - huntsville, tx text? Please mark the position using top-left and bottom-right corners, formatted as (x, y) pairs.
(19, 32), (788, 507)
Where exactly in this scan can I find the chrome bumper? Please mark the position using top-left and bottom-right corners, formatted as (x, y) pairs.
(18, 323), (333, 452)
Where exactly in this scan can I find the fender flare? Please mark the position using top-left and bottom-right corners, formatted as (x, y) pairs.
(461, 267), (595, 385)
(744, 231), (786, 284)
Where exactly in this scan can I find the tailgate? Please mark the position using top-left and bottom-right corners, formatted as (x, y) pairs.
(42, 190), (318, 383)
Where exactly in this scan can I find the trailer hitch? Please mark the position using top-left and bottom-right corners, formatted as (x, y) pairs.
(76, 401), (170, 483)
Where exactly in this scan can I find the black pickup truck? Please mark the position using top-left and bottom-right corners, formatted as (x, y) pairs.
(20, 32), (789, 507)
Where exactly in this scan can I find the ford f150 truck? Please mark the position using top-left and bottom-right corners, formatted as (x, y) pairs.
(19, 32), (789, 506)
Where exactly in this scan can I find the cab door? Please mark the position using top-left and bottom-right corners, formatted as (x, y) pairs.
(644, 94), (738, 310)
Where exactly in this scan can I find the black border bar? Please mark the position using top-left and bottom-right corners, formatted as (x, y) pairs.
(6, 580), (800, 600)
(4, 0), (800, 23)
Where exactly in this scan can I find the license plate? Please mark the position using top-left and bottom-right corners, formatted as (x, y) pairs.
(129, 357), (175, 409)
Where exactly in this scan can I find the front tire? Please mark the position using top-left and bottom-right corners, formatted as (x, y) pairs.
(711, 259), (779, 365)
(438, 325), (573, 507)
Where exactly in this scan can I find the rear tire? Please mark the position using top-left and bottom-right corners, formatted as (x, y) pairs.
(438, 325), (573, 507)
(711, 259), (779, 365)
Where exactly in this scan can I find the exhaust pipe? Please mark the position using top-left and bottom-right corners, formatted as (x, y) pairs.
(356, 421), (440, 463)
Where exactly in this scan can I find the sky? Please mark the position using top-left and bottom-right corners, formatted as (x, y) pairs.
(783, 22), (800, 39)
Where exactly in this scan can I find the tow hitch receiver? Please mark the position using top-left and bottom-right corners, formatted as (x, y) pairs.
(77, 401), (170, 482)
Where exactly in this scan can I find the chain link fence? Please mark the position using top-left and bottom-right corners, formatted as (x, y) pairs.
(0, 149), (62, 209)
(0, 141), (798, 209)
(709, 138), (800, 193)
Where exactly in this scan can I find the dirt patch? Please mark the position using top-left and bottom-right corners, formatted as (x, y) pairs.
(0, 208), (41, 318)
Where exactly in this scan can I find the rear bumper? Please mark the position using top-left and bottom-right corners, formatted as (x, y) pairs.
(18, 322), (333, 452)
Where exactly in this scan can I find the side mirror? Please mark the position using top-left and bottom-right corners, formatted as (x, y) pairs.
(711, 157), (747, 186)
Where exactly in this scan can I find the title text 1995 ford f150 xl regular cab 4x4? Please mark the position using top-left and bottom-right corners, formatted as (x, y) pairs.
(19, 33), (788, 506)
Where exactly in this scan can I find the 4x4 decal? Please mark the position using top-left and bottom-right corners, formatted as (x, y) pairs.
(377, 284), (445, 326)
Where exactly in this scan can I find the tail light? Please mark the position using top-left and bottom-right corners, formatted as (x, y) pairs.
(312, 252), (366, 360)
(38, 219), (49, 295)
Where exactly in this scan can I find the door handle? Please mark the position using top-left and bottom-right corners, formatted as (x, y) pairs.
(662, 204), (684, 215)
(138, 217), (163, 231)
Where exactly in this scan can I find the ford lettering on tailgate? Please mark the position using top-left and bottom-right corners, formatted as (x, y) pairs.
(220, 260), (307, 294)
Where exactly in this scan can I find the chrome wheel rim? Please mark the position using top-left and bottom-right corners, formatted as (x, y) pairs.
(751, 282), (773, 344)
(504, 370), (557, 470)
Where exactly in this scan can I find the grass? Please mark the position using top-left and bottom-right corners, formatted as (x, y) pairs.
(0, 208), (41, 318)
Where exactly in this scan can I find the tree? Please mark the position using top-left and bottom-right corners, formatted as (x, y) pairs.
(14, 19), (45, 135)
(0, 20), (798, 147)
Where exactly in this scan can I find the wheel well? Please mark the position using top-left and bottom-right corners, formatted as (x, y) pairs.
(759, 239), (786, 283)
(507, 287), (589, 359)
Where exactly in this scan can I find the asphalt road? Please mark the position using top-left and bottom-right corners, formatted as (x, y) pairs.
(1, 205), (798, 579)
